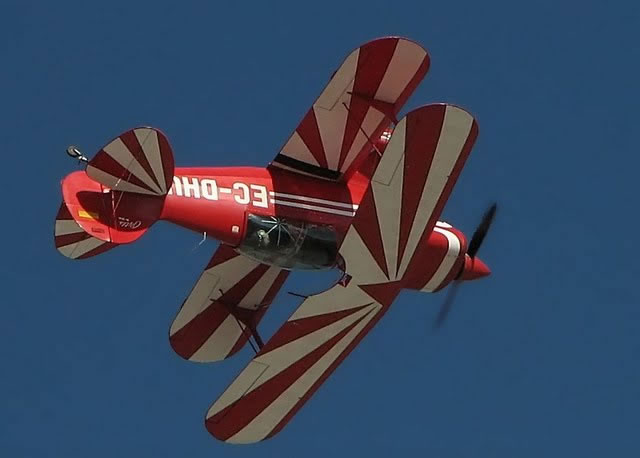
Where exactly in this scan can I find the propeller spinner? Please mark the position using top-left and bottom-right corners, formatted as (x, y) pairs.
(433, 203), (497, 329)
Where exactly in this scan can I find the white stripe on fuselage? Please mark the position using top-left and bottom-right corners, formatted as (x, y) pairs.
(269, 199), (356, 217)
(269, 191), (358, 210)
(166, 177), (451, 228)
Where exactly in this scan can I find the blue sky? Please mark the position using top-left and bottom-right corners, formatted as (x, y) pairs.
(2, 1), (639, 456)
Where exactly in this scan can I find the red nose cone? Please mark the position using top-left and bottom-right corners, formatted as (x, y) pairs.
(460, 256), (491, 281)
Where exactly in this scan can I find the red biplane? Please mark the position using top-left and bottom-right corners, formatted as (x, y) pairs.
(55, 37), (495, 443)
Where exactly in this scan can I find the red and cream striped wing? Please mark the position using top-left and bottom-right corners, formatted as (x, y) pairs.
(87, 127), (174, 196)
(269, 37), (429, 181)
(54, 203), (117, 260)
(345, 103), (478, 283)
(169, 245), (289, 363)
(205, 280), (401, 443)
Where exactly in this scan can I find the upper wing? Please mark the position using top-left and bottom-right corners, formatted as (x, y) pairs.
(169, 245), (289, 362)
(269, 37), (429, 181)
(205, 103), (478, 442)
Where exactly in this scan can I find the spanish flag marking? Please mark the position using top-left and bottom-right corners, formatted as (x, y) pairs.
(78, 209), (99, 220)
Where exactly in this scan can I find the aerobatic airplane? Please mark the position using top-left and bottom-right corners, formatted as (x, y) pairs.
(54, 37), (495, 443)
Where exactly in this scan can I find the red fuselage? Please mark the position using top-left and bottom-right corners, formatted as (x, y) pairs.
(156, 166), (489, 288)
(160, 166), (368, 247)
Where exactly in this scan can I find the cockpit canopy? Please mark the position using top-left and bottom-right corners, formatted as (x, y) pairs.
(236, 214), (338, 270)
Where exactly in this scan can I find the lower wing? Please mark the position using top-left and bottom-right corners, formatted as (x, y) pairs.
(169, 245), (289, 362)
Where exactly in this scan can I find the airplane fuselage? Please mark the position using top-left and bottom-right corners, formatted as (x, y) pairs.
(156, 166), (489, 290)
(160, 166), (367, 248)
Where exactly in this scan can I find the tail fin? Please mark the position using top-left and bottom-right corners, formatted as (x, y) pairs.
(55, 127), (174, 259)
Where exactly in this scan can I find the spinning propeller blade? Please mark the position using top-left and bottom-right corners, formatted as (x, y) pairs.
(467, 203), (497, 258)
(433, 203), (497, 329)
(433, 282), (461, 328)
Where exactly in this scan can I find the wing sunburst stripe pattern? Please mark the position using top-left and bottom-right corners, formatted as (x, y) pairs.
(351, 187), (389, 279)
(214, 309), (375, 443)
(338, 38), (398, 171)
(169, 245), (289, 362)
(206, 283), (396, 443)
(204, 274), (402, 441)
(270, 37), (430, 181)
(259, 303), (373, 354)
(395, 105), (444, 271)
(207, 301), (376, 424)
(297, 109), (328, 168)
(343, 104), (478, 283)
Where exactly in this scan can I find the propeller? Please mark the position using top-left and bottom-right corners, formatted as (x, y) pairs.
(433, 203), (497, 329)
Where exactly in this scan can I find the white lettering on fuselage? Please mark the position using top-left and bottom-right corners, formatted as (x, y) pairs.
(181, 177), (200, 198)
(233, 182), (250, 205)
(201, 179), (218, 200)
(168, 176), (269, 208)
(250, 184), (268, 208)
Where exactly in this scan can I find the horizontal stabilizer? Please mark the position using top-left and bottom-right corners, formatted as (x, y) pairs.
(54, 203), (117, 260)
(87, 127), (174, 196)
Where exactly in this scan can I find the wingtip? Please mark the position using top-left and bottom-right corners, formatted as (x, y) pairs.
(205, 415), (267, 445)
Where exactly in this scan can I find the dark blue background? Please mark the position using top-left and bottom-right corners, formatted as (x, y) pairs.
(2, 1), (639, 456)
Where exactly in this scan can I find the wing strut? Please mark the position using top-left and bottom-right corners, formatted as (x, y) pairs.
(341, 102), (385, 158)
(228, 308), (264, 353)
(218, 289), (265, 353)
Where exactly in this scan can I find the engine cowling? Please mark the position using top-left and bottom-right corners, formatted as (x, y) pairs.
(402, 222), (467, 292)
